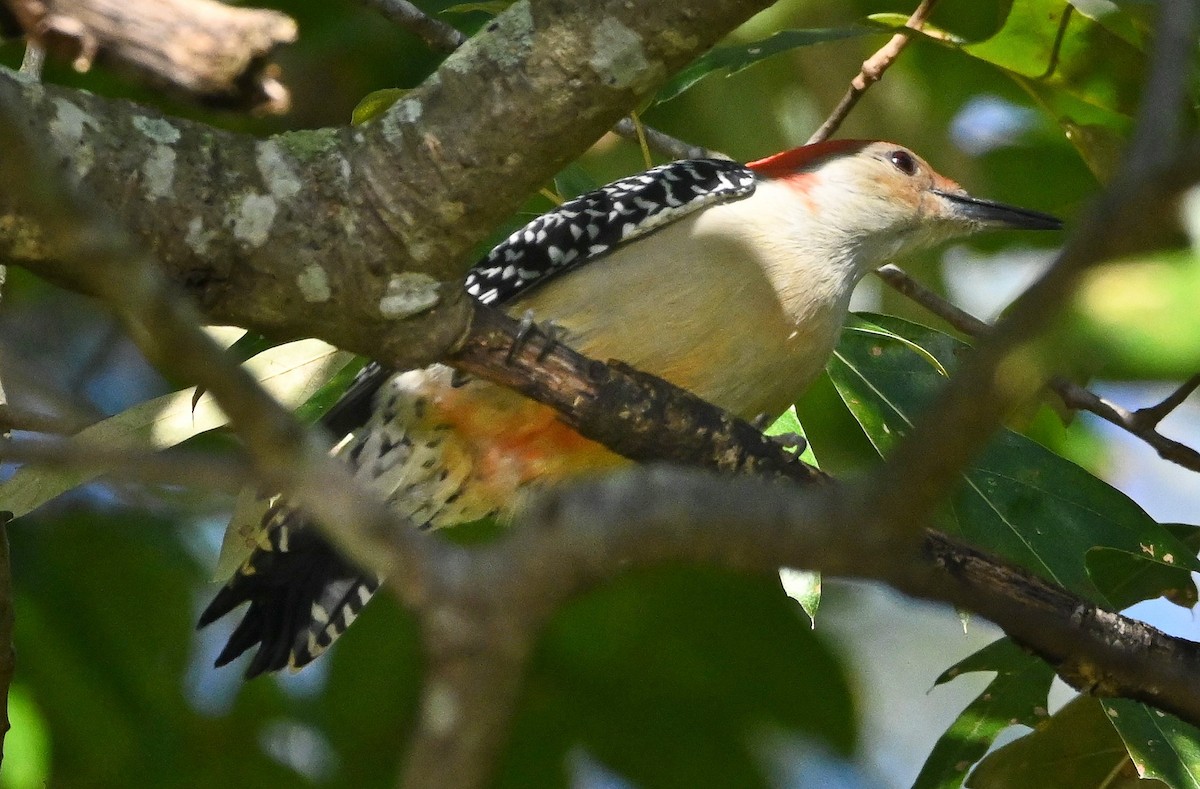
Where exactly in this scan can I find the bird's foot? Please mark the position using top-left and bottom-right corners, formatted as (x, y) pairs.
(767, 432), (807, 455)
(506, 310), (562, 364)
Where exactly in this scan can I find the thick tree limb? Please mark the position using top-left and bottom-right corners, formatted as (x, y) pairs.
(360, 0), (718, 161)
(3, 0), (296, 112)
(450, 306), (827, 486)
(0, 0), (774, 371)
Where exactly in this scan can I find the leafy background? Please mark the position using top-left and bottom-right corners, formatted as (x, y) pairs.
(1, 0), (1198, 787)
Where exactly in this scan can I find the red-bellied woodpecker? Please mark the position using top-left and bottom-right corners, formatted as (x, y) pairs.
(199, 139), (1061, 677)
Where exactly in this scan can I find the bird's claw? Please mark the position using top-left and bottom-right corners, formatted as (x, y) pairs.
(506, 310), (562, 364)
(767, 432), (807, 455)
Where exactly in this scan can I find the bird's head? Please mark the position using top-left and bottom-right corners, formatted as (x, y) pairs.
(746, 140), (1061, 271)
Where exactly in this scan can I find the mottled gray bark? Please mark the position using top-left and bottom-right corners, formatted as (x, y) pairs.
(0, 0), (773, 369)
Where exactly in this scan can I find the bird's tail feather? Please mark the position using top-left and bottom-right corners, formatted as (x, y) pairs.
(197, 504), (381, 678)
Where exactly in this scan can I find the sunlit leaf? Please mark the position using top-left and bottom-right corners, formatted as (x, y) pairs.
(964, 2), (1146, 118)
(213, 484), (272, 580)
(441, 2), (513, 16)
(898, 0), (1146, 171)
(913, 638), (1055, 789)
(0, 684), (50, 789)
(1069, 252), (1200, 379)
(968, 696), (1153, 788)
(215, 355), (367, 577)
(866, 13), (967, 44)
(767, 407), (821, 623)
(351, 88), (409, 125)
(1067, 0), (1153, 47)
(1103, 699), (1200, 787)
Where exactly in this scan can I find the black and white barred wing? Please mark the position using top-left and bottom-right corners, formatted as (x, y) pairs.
(464, 158), (757, 306)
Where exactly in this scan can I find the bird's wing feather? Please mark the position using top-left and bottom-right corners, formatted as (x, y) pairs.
(465, 158), (756, 306)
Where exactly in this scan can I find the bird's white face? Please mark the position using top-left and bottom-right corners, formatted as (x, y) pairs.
(777, 141), (1060, 275)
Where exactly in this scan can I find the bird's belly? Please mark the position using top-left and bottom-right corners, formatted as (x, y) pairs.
(510, 240), (840, 421)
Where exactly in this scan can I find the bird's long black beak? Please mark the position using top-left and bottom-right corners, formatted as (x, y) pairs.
(932, 189), (1062, 231)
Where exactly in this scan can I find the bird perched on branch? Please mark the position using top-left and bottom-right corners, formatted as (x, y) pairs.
(199, 139), (1061, 677)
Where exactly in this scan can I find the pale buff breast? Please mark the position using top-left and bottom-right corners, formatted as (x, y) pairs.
(508, 202), (857, 421)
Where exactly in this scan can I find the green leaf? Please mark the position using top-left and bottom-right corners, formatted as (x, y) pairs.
(1087, 543), (1199, 611)
(441, 1), (513, 16)
(498, 568), (855, 788)
(223, 330), (278, 364)
(967, 696), (1153, 788)
(964, 2), (1147, 118)
(893, 0), (1147, 175)
(766, 408), (821, 623)
(914, 638), (1056, 789)
(293, 355), (368, 425)
(552, 162), (599, 202)
(865, 13), (967, 45)
(0, 685), (50, 789)
(351, 88), (410, 125)
(1103, 699), (1200, 787)
(825, 314), (1199, 608)
(655, 27), (875, 104)
(1067, 0), (1154, 48)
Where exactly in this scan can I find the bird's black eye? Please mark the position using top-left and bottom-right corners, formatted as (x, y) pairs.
(889, 150), (918, 176)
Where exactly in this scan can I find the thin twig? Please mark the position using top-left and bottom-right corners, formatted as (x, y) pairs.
(1054, 377), (1200, 470)
(875, 264), (1200, 474)
(610, 116), (719, 159)
(875, 263), (989, 336)
(807, 0), (939, 144)
(0, 437), (251, 491)
(1131, 374), (1200, 429)
(19, 41), (44, 80)
(0, 403), (89, 435)
(360, 0), (466, 52)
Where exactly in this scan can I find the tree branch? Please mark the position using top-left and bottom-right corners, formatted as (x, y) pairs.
(450, 305), (827, 485)
(0, 436), (250, 491)
(875, 264), (1200, 473)
(0, 0), (774, 371)
(360, 0), (466, 52)
(4, 0), (296, 112)
(393, 464), (1200, 782)
(0, 76), (440, 605)
(807, 0), (939, 144)
(360, 0), (711, 161)
(2, 0), (1198, 785)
